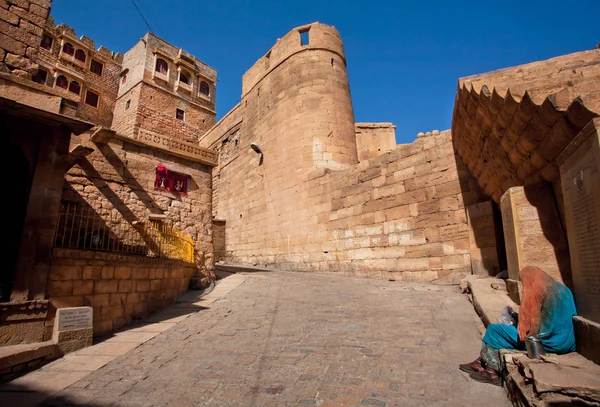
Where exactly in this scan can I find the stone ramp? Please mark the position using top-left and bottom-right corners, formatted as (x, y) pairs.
(0, 273), (246, 407)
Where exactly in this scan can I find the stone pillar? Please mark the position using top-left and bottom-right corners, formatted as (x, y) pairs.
(500, 184), (572, 285)
(11, 126), (71, 301)
(466, 201), (501, 276)
(558, 118), (600, 323)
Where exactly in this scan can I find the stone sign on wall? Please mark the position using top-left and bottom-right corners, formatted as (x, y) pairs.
(558, 119), (600, 324)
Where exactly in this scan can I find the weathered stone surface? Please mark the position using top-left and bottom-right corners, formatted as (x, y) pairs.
(574, 316), (600, 365)
(527, 359), (600, 402)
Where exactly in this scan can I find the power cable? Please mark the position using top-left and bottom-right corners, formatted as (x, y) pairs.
(129, 0), (154, 34)
(137, 0), (167, 39)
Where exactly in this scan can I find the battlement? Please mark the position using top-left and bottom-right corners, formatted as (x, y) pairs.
(42, 22), (124, 63)
(241, 22), (345, 96)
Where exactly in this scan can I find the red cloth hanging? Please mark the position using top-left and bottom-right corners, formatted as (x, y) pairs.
(155, 164), (189, 194)
(155, 164), (169, 190)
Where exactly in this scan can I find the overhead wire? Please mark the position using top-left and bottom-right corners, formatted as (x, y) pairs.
(129, 0), (154, 34)
(137, 0), (167, 39)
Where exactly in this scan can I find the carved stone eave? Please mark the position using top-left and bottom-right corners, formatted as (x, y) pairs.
(114, 132), (218, 167)
(451, 82), (598, 203)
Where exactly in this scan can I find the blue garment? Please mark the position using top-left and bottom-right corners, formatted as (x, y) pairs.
(483, 282), (576, 354)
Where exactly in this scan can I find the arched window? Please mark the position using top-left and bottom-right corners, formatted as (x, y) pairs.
(62, 42), (74, 56)
(75, 49), (86, 63)
(199, 81), (210, 96)
(56, 75), (68, 89)
(179, 71), (189, 85)
(68, 81), (81, 95)
(155, 58), (168, 75)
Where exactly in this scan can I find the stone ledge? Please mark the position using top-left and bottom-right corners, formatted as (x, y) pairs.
(503, 352), (600, 406)
(0, 300), (49, 322)
(0, 341), (59, 381)
(467, 276), (519, 327)
(574, 316), (600, 365)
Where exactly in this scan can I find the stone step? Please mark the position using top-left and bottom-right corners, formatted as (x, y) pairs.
(215, 264), (271, 274)
(0, 341), (59, 382)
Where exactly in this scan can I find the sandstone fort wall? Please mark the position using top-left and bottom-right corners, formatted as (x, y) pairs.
(203, 23), (488, 279)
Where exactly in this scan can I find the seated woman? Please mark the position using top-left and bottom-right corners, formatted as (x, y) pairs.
(460, 266), (577, 386)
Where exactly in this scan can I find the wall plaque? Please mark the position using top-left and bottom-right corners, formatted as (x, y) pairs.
(559, 119), (600, 323)
(56, 307), (93, 331)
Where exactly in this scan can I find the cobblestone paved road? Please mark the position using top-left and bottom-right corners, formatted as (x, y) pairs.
(43, 271), (510, 407)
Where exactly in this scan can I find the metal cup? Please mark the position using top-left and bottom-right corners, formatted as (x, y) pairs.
(525, 334), (546, 359)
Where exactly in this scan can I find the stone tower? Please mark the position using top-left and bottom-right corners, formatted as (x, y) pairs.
(112, 33), (217, 144)
(200, 22), (357, 268)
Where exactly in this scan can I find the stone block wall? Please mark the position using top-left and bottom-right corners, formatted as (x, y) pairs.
(63, 132), (214, 270)
(46, 249), (196, 337)
(212, 128), (487, 280)
(355, 123), (397, 162)
(302, 130), (486, 280)
(0, 0), (50, 79)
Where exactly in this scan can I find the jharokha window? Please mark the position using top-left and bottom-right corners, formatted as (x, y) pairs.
(56, 75), (68, 89)
(62, 42), (75, 56)
(155, 165), (190, 194)
(199, 80), (210, 96)
(155, 58), (168, 75)
(75, 49), (86, 63)
(179, 71), (190, 84)
(40, 34), (53, 50)
(85, 90), (99, 107)
(68, 81), (81, 95)
(90, 59), (103, 76)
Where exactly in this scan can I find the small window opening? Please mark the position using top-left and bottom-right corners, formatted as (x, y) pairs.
(179, 71), (190, 85)
(85, 90), (99, 107)
(32, 69), (48, 85)
(125, 100), (131, 110)
(56, 75), (68, 89)
(176, 108), (185, 121)
(121, 74), (127, 85)
(300, 29), (309, 46)
(155, 58), (168, 75)
(68, 81), (81, 95)
(90, 59), (103, 76)
(155, 165), (190, 194)
(40, 34), (53, 50)
(199, 80), (210, 96)
(62, 42), (74, 56)
(75, 49), (86, 63)
(331, 58), (334, 67)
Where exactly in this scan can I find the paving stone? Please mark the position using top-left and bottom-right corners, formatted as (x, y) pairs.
(9, 271), (512, 406)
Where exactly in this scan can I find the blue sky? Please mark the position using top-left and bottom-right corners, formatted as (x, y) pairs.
(51, 0), (599, 144)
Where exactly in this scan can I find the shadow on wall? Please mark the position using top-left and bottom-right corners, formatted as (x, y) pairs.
(59, 184), (161, 257)
(523, 182), (573, 289)
(455, 153), (507, 278)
